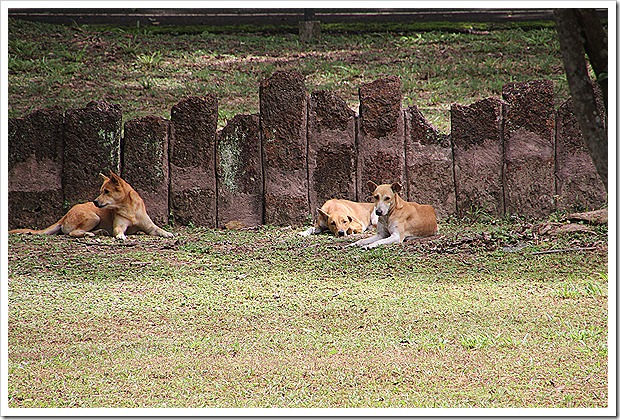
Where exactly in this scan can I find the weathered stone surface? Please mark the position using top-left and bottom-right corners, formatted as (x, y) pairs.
(8, 106), (65, 229)
(216, 114), (263, 227)
(357, 76), (406, 200)
(8, 190), (66, 231)
(359, 76), (403, 138)
(169, 95), (218, 227)
(451, 98), (504, 217)
(502, 80), (555, 218)
(555, 98), (607, 211)
(122, 116), (170, 226)
(64, 100), (122, 207)
(308, 90), (357, 213)
(10, 75), (604, 228)
(405, 106), (455, 218)
(260, 71), (309, 226)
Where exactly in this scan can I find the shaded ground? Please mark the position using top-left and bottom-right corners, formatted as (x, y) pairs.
(10, 216), (606, 256)
(8, 216), (608, 267)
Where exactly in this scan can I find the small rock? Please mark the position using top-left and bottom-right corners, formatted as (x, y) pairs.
(225, 220), (246, 230)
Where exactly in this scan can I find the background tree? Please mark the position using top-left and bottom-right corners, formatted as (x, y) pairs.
(554, 8), (608, 191)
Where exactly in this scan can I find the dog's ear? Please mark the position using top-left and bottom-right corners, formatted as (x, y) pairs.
(391, 182), (402, 194)
(347, 215), (353, 223)
(317, 208), (330, 220)
(367, 181), (378, 192)
(108, 170), (121, 185)
(99, 172), (110, 182)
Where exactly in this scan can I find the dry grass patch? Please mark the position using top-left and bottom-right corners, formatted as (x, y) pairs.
(7, 219), (608, 408)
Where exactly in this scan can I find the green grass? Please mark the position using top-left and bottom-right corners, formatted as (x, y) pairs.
(8, 18), (572, 131)
(7, 218), (608, 408)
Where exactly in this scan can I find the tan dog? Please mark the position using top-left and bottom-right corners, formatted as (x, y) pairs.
(301, 199), (377, 237)
(350, 181), (437, 249)
(9, 171), (173, 241)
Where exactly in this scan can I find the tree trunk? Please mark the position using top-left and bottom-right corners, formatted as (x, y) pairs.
(554, 8), (608, 191)
(576, 9), (608, 109)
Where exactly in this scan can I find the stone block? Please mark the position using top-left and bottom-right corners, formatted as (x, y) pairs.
(555, 98), (607, 211)
(405, 105), (455, 218)
(216, 114), (263, 227)
(307, 90), (357, 213)
(63, 100), (122, 207)
(502, 80), (555, 218)
(451, 98), (504, 217)
(169, 95), (218, 227)
(122, 116), (170, 226)
(8, 106), (65, 229)
(357, 76), (406, 200)
(260, 71), (309, 226)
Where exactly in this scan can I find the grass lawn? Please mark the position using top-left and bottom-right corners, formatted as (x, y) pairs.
(7, 218), (608, 408)
(8, 18), (571, 131)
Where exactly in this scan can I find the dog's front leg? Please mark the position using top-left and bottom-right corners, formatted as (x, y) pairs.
(112, 221), (129, 241)
(361, 231), (401, 249)
(144, 223), (174, 238)
(300, 226), (322, 236)
(348, 233), (384, 248)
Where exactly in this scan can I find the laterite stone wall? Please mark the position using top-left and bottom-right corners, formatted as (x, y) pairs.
(260, 71), (309, 226)
(8, 106), (65, 229)
(405, 105), (455, 219)
(8, 73), (607, 230)
(555, 98), (607, 212)
(122, 115), (170, 227)
(169, 95), (218, 227)
(502, 80), (556, 218)
(63, 101), (122, 207)
(451, 98), (505, 218)
(307, 90), (357, 212)
(357, 76), (406, 200)
(216, 114), (263, 228)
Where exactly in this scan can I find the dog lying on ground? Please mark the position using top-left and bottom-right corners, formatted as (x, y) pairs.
(9, 171), (173, 240)
(300, 198), (378, 237)
(349, 181), (437, 249)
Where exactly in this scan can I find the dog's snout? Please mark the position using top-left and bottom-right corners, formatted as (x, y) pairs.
(375, 209), (383, 216)
(337, 230), (345, 237)
(93, 200), (104, 208)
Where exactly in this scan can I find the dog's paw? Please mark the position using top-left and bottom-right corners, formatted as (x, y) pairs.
(115, 233), (127, 241)
(299, 227), (314, 237)
(162, 231), (174, 238)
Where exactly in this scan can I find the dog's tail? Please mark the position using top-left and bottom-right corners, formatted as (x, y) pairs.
(9, 221), (63, 235)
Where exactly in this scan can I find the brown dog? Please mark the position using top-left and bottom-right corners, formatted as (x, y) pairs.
(9, 171), (173, 240)
(349, 181), (437, 249)
(301, 199), (377, 237)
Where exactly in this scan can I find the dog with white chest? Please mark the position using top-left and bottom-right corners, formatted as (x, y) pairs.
(349, 181), (438, 249)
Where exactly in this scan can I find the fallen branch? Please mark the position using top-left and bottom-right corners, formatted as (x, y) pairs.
(531, 246), (597, 255)
(567, 208), (608, 225)
(130, 261), (151, 266)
